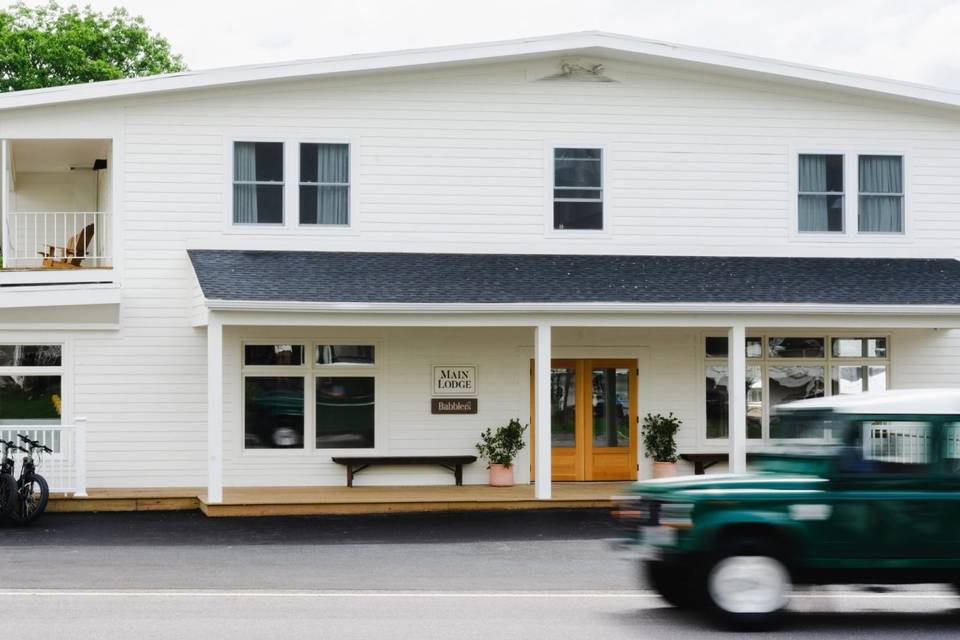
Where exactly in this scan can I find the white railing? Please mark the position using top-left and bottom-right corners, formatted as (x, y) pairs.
(0, 418), (87, 495)
(4, 212), (110, 269)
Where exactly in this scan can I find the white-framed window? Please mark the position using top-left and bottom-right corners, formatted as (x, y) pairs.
(0, 344), (64, 426)
(703, 334), (889, 442)
(241, 342), (377, 451)
(232, 141), (284, 224)
(798, 153), (844, 233)
(299, 143), (350, 226)
(858, 154), (903, 233)
(552, 147), (603, 230)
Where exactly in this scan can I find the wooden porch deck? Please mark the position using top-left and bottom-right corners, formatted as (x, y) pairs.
(48, 482), (626, 517)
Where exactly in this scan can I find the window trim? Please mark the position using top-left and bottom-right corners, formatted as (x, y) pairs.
(699, 332), (891, 448)
(225, 136), (359, 236)
(544, 141), (612, 238)
(240, 339), (381, 456)
(789, 148), (912, 243)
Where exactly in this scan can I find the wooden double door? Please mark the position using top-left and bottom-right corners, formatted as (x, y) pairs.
(531, 359), (638, 481)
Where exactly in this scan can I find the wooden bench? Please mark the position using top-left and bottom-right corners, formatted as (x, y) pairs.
(332, 455), (478, 487)
(679, 453), (758, 475)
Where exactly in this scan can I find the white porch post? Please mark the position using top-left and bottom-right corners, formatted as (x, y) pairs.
(534, 323), (552, 499)
(73, 416), (88, 497)
(207, 314), (224, 504)
(728, 324), (747, 473)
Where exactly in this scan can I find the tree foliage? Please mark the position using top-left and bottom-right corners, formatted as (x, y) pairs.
(641, 412), (681, 463)
(475, 419), (527, 467)
(0, 1), (186, 92)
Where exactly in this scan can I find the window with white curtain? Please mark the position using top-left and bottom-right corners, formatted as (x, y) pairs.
(798, 154), (844, 232)
(233, 142), (284, 224)
(300, 143), (349, 225)
(859, 155), (903, 233)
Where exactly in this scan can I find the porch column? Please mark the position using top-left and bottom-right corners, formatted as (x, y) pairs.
(534, 323), (552, 499)
(207, 314), (224, 504)
(728, 324), (747, 473)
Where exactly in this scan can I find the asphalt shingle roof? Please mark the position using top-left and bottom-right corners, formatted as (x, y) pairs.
(187, 250), (960, 306)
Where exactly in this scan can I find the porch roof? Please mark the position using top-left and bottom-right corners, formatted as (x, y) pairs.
(188, 250), (960, 307)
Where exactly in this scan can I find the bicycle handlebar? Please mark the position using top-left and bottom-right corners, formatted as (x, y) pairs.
(16, 435), (52, 453)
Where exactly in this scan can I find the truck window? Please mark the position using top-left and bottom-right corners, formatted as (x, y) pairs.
(838, 421), (932, 474)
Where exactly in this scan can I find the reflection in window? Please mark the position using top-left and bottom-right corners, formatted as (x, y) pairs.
(837, 421), (931, 472)
(704, 336), (763, 359)
(244, 345), (305, 366)
(316, 345), (375, 366)
(551, 368), (576, 448)
(244, 377), (304, 449)
(831, 365), (887, 395)
(768, 337), (825, 358)
(705, 365), (762, 439)
(0, 345), (62, 367)
(592, 367), (629, 448)
(831, 337), (887, 358)
(315, 377), (374, 448)
(0, 376), (61, 424)
(769, 366), (824, 407)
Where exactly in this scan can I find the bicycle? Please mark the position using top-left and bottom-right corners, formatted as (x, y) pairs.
(0, 440), (19, 521)
(10, 435), (51, 525)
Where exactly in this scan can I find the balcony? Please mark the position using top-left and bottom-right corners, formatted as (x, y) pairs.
(1, 139), (114, 287)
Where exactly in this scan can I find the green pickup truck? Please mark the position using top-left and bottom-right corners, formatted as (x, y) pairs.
(613, 389), (960, 629)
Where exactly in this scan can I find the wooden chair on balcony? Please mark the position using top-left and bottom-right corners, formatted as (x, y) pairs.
(38, 223), (96, 269)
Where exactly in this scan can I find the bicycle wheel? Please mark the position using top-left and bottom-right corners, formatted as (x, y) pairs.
(10, 473), (49, 525)
(0, 473), (16, 521)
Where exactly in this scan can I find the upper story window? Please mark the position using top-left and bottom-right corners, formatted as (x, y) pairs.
(859, 155), (903, 233)
(233, 142), (284, 224)
(553, 147), (602, 230)
(798, 154), (844, 233)
(300, 143), (349, 226)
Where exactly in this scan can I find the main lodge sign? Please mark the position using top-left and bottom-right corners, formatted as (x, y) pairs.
(431, 365), (478, 414)
(432, 365), (477, 396)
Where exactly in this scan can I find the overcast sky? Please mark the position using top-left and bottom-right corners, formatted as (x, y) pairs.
(19, 0), (960, 89)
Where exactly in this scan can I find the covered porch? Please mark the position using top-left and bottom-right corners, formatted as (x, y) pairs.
(189, 250), (960, 505)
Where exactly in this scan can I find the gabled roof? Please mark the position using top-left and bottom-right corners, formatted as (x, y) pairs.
(188, 250), (960, 310)
(3, 31), (960, 112)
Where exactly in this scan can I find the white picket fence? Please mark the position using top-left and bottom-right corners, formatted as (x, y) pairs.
(0, 418), (87, 495)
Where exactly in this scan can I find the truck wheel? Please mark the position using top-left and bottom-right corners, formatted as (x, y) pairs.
(702, 539), (791, 630)
(644, 560), (696, 609)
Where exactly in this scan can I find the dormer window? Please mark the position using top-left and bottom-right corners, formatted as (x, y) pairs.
(553, 147), (603, 230)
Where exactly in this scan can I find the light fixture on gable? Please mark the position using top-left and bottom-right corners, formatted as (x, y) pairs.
(538, 58), (616, 82)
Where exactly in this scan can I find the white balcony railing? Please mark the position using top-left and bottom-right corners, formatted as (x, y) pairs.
(0, 418), (87, 495)
(4, 211), (110, 269)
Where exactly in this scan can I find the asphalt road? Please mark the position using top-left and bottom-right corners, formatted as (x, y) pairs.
(2, 509), (958, 639)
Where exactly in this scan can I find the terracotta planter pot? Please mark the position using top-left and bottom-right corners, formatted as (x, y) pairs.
(652, 462), (678, 478)
(489, 463), (514, 487)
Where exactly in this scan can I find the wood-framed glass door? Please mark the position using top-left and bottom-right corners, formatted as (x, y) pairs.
(530, 359), (637, 481)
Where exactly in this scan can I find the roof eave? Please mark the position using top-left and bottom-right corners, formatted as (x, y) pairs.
(3, 31), (960, 112)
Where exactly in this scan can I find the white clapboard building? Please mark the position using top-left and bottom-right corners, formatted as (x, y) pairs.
(2, 32), (960, 509)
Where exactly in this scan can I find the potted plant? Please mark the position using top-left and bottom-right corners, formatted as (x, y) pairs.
(475, 419), (527, 486)
(641, 412), (681, 478)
